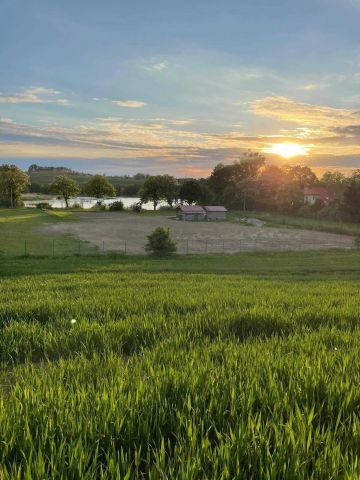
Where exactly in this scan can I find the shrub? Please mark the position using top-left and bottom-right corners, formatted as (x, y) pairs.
(145, 227), (177, 256)
(130, 201), (142, 213)
(109, 200), (124, 211)
(36, 202), (53, 210)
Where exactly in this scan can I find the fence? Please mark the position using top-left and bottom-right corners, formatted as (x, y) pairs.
(0, 235), (354, 258)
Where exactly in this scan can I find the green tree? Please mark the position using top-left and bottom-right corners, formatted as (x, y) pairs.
(84, 175), (116, 198)
(208, 151), (265, 209)
(51, 175), (80, 208)
(285, 165), (318, 188)
(179, 179), (203, 205)
(0, 164), (30, 207)
(162, 175), (178, 208)
(140, 175), (177, 210)
(342, 170), (360, 222)
(320, 171), (347, 185)
(145, 227), (177, 255)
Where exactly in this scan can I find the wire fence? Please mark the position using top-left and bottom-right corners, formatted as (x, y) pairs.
(0, 235), (355, 258)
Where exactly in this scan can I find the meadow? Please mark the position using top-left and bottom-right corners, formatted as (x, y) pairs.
(0, 250), (360, 479)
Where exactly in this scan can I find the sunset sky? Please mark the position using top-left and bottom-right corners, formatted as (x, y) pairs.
(1, 0), (360, 177)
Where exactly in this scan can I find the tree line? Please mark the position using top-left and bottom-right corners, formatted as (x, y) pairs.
(0, 152), (359, 222)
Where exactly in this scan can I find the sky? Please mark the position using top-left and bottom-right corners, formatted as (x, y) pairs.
(1, 0), (360, 177)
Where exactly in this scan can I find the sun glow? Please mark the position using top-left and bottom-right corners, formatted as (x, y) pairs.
(265, 142), (310, 158)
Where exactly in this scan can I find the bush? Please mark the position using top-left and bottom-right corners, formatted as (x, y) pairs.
(130, 201), (142, 213)
(109, 200), (124, 211)
(36, 202), (53, 210)
(145, 227), (177, 256)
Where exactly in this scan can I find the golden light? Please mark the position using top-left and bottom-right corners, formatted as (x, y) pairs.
(265, 142), (310, 158)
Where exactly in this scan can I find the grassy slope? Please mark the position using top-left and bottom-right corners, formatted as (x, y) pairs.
(0, 252), (360, 477)
(0, 208), (98, 256)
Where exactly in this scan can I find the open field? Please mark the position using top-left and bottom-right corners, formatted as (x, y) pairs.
(41, 211), (354, 254)
(0, 251), (360, 478)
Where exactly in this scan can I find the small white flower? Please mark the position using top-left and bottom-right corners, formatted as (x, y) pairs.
(334, 347), (338, 351)
(71, 319), (77, 324)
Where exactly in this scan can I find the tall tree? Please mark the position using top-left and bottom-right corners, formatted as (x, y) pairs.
(179, 179), (203, 205)
(342, 170), (360, 222)
(208, 151), (265, 209)
(0, 164), (30, 207)
(51, 175), (80, 208)
(285, 165), (318, 188)
(140, 175), (177, 210)
(320, 171), (347, 185)
(84, 175), (116, 198)
(161, 175), (178, 208)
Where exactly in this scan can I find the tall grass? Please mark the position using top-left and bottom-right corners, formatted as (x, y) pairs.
(0, 260), (360, 477)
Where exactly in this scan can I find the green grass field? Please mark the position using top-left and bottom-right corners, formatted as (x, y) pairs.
(0, 208), (98, 257)
(229, 210), (360, 237)
(0, 250), (360, 478)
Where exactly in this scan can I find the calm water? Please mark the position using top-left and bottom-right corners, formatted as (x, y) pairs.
(24, 196), (168, 210)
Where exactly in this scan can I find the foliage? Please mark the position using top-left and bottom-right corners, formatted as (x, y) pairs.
(109, 200), (124, 211)
(0, 254), (359, 477)
(84, 175), (116, 198)
(179, 179), (203, 205)
(145, 227), (177, 255)
(354, 236), (360, 248)
(0, 164), (30, 207)
(130, 201), (142, 212)
(208, 151), (265, 209)
(342, 170), (360, 222)
(35, 202), (53, 210)
(140, 175), (178, 210)
(50, 175), (80, 207)
(320, 170), (347, 185)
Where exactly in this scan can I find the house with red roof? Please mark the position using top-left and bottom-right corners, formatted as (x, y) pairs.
(303, 187), (331, 205)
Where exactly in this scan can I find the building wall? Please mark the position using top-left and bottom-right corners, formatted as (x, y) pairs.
(182, 213), (206, 221)
(304, 195), (322, 205)
(206, 212), (227, 221)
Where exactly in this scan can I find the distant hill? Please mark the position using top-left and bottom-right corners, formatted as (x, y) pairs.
(27, 166), (148, 196)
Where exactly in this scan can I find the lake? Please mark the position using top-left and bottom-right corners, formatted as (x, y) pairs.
(23, 196), (168, 210)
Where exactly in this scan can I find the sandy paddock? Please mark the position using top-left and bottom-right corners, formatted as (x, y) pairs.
(41, 212), (353, 254)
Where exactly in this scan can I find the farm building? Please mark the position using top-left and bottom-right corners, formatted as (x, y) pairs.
(303, 187), (331, 205)
(204, 206), (228, 221)
(179, 205), (206, 221)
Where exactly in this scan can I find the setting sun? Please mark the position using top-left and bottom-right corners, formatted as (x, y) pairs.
(265, 143), (310, 158)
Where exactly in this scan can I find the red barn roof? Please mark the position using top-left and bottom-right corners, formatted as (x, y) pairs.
(303, 187), (331, 202)
(180, 205), (205, 213)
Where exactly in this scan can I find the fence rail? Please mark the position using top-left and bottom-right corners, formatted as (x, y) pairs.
(0, 236), (354, 258)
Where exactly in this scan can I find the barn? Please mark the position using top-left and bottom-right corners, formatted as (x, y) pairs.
(179, 205), (206, 221)
(204, 206), (228, 221)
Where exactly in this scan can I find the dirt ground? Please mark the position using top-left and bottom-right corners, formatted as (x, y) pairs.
(41, 212), (354, 254)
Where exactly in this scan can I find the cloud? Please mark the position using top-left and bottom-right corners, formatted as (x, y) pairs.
(112, 100), (147, 108)
(151, 61), (167, 71)
(1, 109), (360, 175)
(142, 61), (168, 72)
(0, 87), (69, 105)
(250, 96), (360, 126)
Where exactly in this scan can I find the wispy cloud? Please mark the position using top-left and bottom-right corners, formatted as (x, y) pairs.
(0, 87), (70, 105)
(250, 96), (360, 126)
(112, 100), (147, 108)
(142, 60), (168, 72)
